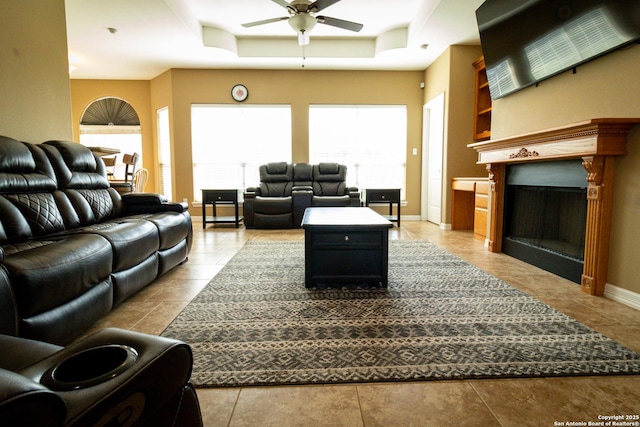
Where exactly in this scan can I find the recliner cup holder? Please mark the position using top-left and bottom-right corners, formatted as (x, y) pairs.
(41, 344), (138, 391)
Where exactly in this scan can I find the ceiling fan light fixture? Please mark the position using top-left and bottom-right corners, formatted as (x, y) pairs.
(298, 30), (310, 46)
(289, 13), (316, 34)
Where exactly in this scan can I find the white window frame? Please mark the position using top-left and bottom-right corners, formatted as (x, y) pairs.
(157, 107), (172, 200)
(190, 104), (292, 202)
(309, 105), (407, 199)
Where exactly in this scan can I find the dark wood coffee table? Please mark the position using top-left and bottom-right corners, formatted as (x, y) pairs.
(301, 207), (393, 288)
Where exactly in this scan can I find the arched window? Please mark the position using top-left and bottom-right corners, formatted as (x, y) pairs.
(81, 97), (140, 126)
(79, 97), (143, 180)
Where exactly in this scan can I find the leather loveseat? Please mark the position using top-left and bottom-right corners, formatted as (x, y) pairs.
(243, 162), (360, 228)
(0, 136), (192, 345)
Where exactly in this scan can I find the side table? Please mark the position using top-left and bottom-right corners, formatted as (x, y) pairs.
(365, 188), (401, 227)
(201, 189), (243, 228)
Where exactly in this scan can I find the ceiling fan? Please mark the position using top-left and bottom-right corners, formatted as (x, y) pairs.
(242, 0), (364, 46)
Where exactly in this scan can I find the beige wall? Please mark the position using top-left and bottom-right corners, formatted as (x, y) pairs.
(490, 44), (640, 294)
(148, 69), (425, 214)
(0, 0), (72, 142)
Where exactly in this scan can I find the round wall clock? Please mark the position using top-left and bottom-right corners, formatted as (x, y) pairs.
(231, 84), (248, 102)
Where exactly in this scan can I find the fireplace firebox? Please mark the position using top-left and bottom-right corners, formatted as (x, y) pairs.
(503, 160), (587, 283)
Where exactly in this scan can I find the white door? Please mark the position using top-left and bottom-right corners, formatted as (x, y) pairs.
(421, 92), (445, 224)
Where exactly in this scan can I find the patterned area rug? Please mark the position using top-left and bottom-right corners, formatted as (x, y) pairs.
(161, 240), (640, 387)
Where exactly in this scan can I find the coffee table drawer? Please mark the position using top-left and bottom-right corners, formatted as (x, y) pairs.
(311, 231), (382, 246)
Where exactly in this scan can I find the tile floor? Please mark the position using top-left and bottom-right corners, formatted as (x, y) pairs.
(86, 220), (640, 427)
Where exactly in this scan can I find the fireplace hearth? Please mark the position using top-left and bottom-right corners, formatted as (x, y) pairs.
(468, 118), (640, 296)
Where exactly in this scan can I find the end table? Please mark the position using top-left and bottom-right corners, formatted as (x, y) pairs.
(365, 188), (401, 227)
(201, 189), (243, 228)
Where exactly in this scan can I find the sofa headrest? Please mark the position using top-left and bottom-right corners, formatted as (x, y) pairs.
(266, 162), (288, 175)
(42, 141), (110, 189)
(318, 163), (340, 175)
(0, 136), (57, 192)
(43, 140), (96, 172)
(260, 162), (293, 183)
(0, 136), (36, 172)
(313, 163), (346, 182)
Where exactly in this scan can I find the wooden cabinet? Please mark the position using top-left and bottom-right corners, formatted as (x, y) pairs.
(472, 56), (492, 141)
(302, 207), (392, 288)
(451, 178), (489, 240)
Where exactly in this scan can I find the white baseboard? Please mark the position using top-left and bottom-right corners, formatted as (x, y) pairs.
(604, 283), (640, 311)
(402, 215), (422, 221)
(440, 223), (452, 230)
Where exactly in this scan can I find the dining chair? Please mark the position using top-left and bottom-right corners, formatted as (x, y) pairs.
(133, 168), (149, 192)
(110, 152), (139, 194)
(102, 156), (117, 180)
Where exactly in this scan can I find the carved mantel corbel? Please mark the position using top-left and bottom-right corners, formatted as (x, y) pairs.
(485, 163), (505, 253)
(580, 155), (616, 295)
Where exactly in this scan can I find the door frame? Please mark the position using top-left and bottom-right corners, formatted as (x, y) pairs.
(420, 92), (445, 224)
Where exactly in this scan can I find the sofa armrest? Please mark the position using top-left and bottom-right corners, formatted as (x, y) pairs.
(17, 328), (202, 427)
(348, 188), (361, 207)
(292, 188), (313, 227)
(0, 270), (18, 337)
(244, 187), (261, 197)
(0, 368), (66, 427)
(121, 193), (187, 214)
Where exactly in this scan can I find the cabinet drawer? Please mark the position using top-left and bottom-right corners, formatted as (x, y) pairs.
(475, 181), (490, 195)
(202, 190), (237, 203)
(475, 193), (488, 209)
(366, 189), (400, 203)
(311, 231), (382, 246)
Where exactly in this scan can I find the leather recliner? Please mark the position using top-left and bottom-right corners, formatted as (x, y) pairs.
(310, 163), (360, 207)
(0, 328), (203, 427)
(243, 162), (295, 228)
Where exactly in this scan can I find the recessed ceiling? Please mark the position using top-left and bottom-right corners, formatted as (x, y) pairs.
(65, 0), (485, 80)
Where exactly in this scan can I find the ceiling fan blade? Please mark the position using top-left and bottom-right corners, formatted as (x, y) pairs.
(316, 16), (363, 32)
(309, 0), (341, 13)
(272, 0), (297, 14)
(242, 16), (289, 28)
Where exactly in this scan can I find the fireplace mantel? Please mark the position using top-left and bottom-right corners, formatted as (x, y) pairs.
(468, 118), (640, 296)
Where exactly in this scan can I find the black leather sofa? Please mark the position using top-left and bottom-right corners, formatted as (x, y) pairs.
(243, 162), (360, 228)
(0, 136), (192, 344)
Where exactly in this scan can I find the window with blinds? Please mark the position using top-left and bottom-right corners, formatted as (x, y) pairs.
(191, 104), (292, 201)
(309, 105), (407, 198)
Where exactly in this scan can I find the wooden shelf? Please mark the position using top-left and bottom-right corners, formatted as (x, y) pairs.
(472, 56), (492, 141)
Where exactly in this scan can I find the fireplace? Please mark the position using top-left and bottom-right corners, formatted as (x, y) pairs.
(503, 160), (587, 283)
(468, 118), (640, 296)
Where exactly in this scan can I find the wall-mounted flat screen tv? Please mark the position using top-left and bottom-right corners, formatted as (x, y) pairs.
(476, 0), (640, 99)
